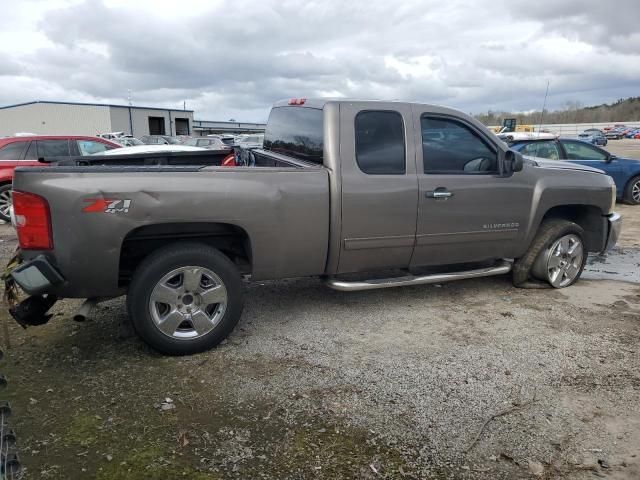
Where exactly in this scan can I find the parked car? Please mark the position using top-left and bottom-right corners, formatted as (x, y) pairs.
(140, 135), (182, 145)
(7, 99), (619, 355)
(577, 130), (607, 146)
(206, 134), (236, 147)
(97, 132), (127, 140)
(624, 128), (640, 139)
(236, 134), (264, 149)
(0, 135), (120, 221)
(91, 145), (207, 156)
(605, 127), (631, 140)
(182, 137), (229, 150)
(110, 137), (145, 147)
(507, 137), (640, 204)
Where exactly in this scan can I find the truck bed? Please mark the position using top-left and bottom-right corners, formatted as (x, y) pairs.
(13, 158), (330, 298)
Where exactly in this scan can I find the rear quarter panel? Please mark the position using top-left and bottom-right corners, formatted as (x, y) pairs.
(13, 166), (329, 298)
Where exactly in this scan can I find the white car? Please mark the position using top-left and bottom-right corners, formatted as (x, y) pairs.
(91, 145), (206, 156)
(496, 132), (558, 142)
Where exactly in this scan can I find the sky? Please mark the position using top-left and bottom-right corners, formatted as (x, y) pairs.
(0, 0), (638, 122)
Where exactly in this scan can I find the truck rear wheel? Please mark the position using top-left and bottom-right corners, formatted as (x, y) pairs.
(513, 219), (586, 289)
(127, 243), (243, 355)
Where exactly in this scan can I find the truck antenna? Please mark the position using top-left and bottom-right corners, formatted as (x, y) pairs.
(537, 79), (550, 133)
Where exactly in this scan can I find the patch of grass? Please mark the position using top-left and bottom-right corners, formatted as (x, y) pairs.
(66, 414), (101, 447)
(96, 447), (220, 480)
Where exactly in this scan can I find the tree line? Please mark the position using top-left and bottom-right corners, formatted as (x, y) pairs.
(475, 97), (640, 126)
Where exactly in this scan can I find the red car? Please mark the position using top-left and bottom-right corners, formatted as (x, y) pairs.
(0, 135), (120, 221)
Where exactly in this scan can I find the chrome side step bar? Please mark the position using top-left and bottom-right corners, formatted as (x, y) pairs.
(325, 260), (512, 292)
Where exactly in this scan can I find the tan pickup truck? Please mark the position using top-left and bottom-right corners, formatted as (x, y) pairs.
(7, 98), (620, 354)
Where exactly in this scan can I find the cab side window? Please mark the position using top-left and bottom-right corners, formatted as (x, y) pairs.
(421, 116), (497, 174)
(355, 111), (406, 175)
(520, 141), (561, 160)
(562, 141), (608, 161)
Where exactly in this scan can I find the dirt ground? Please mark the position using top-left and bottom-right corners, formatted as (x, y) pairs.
(1, 143), (639, 479)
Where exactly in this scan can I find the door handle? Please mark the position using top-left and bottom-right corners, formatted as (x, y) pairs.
(425, 189), (453, 199)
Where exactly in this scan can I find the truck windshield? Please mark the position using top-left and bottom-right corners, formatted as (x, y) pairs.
(263, 106), (323, 164)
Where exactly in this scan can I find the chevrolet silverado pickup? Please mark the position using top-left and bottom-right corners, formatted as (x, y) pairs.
(6, 99), (621, 355)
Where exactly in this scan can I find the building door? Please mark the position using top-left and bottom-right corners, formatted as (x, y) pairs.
(175, 118), (189, 135)
(148, 117), (166, 135)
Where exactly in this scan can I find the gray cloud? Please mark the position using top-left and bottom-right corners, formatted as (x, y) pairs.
(0, 0), (638, 121)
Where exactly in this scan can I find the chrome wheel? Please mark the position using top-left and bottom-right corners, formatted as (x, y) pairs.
(0, 188), (12, 219)
(533, 234), (584, 288)
(148, 266), (227, 340)
(632, 180), (640, 203)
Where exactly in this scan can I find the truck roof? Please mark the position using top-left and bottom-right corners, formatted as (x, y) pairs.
(272, 98), (464, 114)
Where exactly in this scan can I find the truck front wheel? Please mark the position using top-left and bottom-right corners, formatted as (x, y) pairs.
(513, 220), (586, 288)
(127, 243), (243, 355)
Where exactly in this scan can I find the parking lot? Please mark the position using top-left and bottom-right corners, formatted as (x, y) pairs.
(0, 140), (638, 479)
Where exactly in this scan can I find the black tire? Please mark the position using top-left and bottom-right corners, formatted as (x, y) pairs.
(127, 242), (243, 355)
(0, 184), (12, 223)
(512, 219), (586, 289)
(623, 176), (640, 205)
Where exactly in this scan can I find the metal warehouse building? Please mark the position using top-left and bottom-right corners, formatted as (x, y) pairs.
(0, 100), (194, 137)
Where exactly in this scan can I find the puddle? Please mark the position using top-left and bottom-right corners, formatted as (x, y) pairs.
(583, 247), (640, 283)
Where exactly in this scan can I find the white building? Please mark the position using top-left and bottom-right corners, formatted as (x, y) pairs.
(0, 100), (194, 137)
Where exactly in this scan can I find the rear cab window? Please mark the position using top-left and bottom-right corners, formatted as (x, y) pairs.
(355, 111), (405, 174)
(263, 106), (323, 164)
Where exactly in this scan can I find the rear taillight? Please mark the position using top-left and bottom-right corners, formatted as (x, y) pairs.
(12, 191), (53, 250)
(221, 154), (236, 167)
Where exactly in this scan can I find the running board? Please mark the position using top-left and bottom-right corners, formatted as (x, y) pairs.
(325, 260), (512, 292)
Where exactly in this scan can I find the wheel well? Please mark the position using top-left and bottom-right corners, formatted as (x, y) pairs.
(541, 205), (605, 252)
(119, 222), (252, 287)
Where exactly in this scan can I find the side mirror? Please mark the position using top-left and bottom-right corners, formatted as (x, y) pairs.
(606, 154), (616, 163)
(504, 150), (524, 174)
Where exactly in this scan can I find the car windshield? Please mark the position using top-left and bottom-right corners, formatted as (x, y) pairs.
(183, 138), (199, 146)
(163, 137), (181, 144)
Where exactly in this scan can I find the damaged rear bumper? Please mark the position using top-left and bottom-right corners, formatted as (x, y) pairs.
(6, 255), (63, 328)
(10, 255), (64, 295)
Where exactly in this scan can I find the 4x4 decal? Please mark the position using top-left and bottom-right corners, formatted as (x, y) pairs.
(82, 198), (132, 214)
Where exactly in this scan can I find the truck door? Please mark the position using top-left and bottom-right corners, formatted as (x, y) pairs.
(337, 102), (419, 273)
(410, 107), (531, 268)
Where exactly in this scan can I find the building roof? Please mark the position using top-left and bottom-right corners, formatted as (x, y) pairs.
(0, 100), (194, 113)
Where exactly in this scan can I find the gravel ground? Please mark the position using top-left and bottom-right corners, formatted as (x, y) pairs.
(0, 151), (639, 479)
